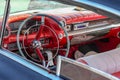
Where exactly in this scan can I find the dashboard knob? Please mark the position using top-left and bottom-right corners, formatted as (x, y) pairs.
(58, 33), (63, 39)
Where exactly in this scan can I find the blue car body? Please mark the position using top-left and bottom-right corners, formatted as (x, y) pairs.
(0, 0), (120, 80)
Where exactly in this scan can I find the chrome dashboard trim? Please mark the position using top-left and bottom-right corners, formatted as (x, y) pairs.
(67, 23), (120, 36)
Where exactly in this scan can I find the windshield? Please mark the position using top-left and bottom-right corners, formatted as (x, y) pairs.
(0, 0), (5, 16)
(0, 0), (73, 16)
(28, 0), (72, 10)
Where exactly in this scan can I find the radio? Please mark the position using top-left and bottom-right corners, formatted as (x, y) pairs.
(73, 22), (89, 30)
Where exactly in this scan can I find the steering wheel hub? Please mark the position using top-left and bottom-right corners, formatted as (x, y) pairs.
(32, 40), (42, 49)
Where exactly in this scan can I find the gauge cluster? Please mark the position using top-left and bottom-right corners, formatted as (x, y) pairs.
(9, 21), (25, 31)
(9, 20), (41, 35)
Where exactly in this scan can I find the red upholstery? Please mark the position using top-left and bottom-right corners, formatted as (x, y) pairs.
(8, 14), (31, 23)
(112, 72), (120, 78)
(77, 48), (120, 79)
(58, 11), (106, 24)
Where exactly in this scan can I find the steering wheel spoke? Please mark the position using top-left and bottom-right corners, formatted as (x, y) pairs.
(35, 48), (45, 60)
(35, 16), (45, 40)
(35, 25), (44, 40)
(41, 16), (45, 25)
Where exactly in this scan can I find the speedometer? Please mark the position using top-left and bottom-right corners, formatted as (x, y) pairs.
(9, 21), (26, 30)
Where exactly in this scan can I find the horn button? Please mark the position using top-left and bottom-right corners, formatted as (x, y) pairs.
(32, 40), (43, 49)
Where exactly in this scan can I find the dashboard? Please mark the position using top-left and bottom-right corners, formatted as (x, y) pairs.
(5, 17), (114, 41)
(1, 11), (118, 51)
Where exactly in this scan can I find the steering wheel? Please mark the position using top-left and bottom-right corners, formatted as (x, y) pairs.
(17, 14), (70, 67)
